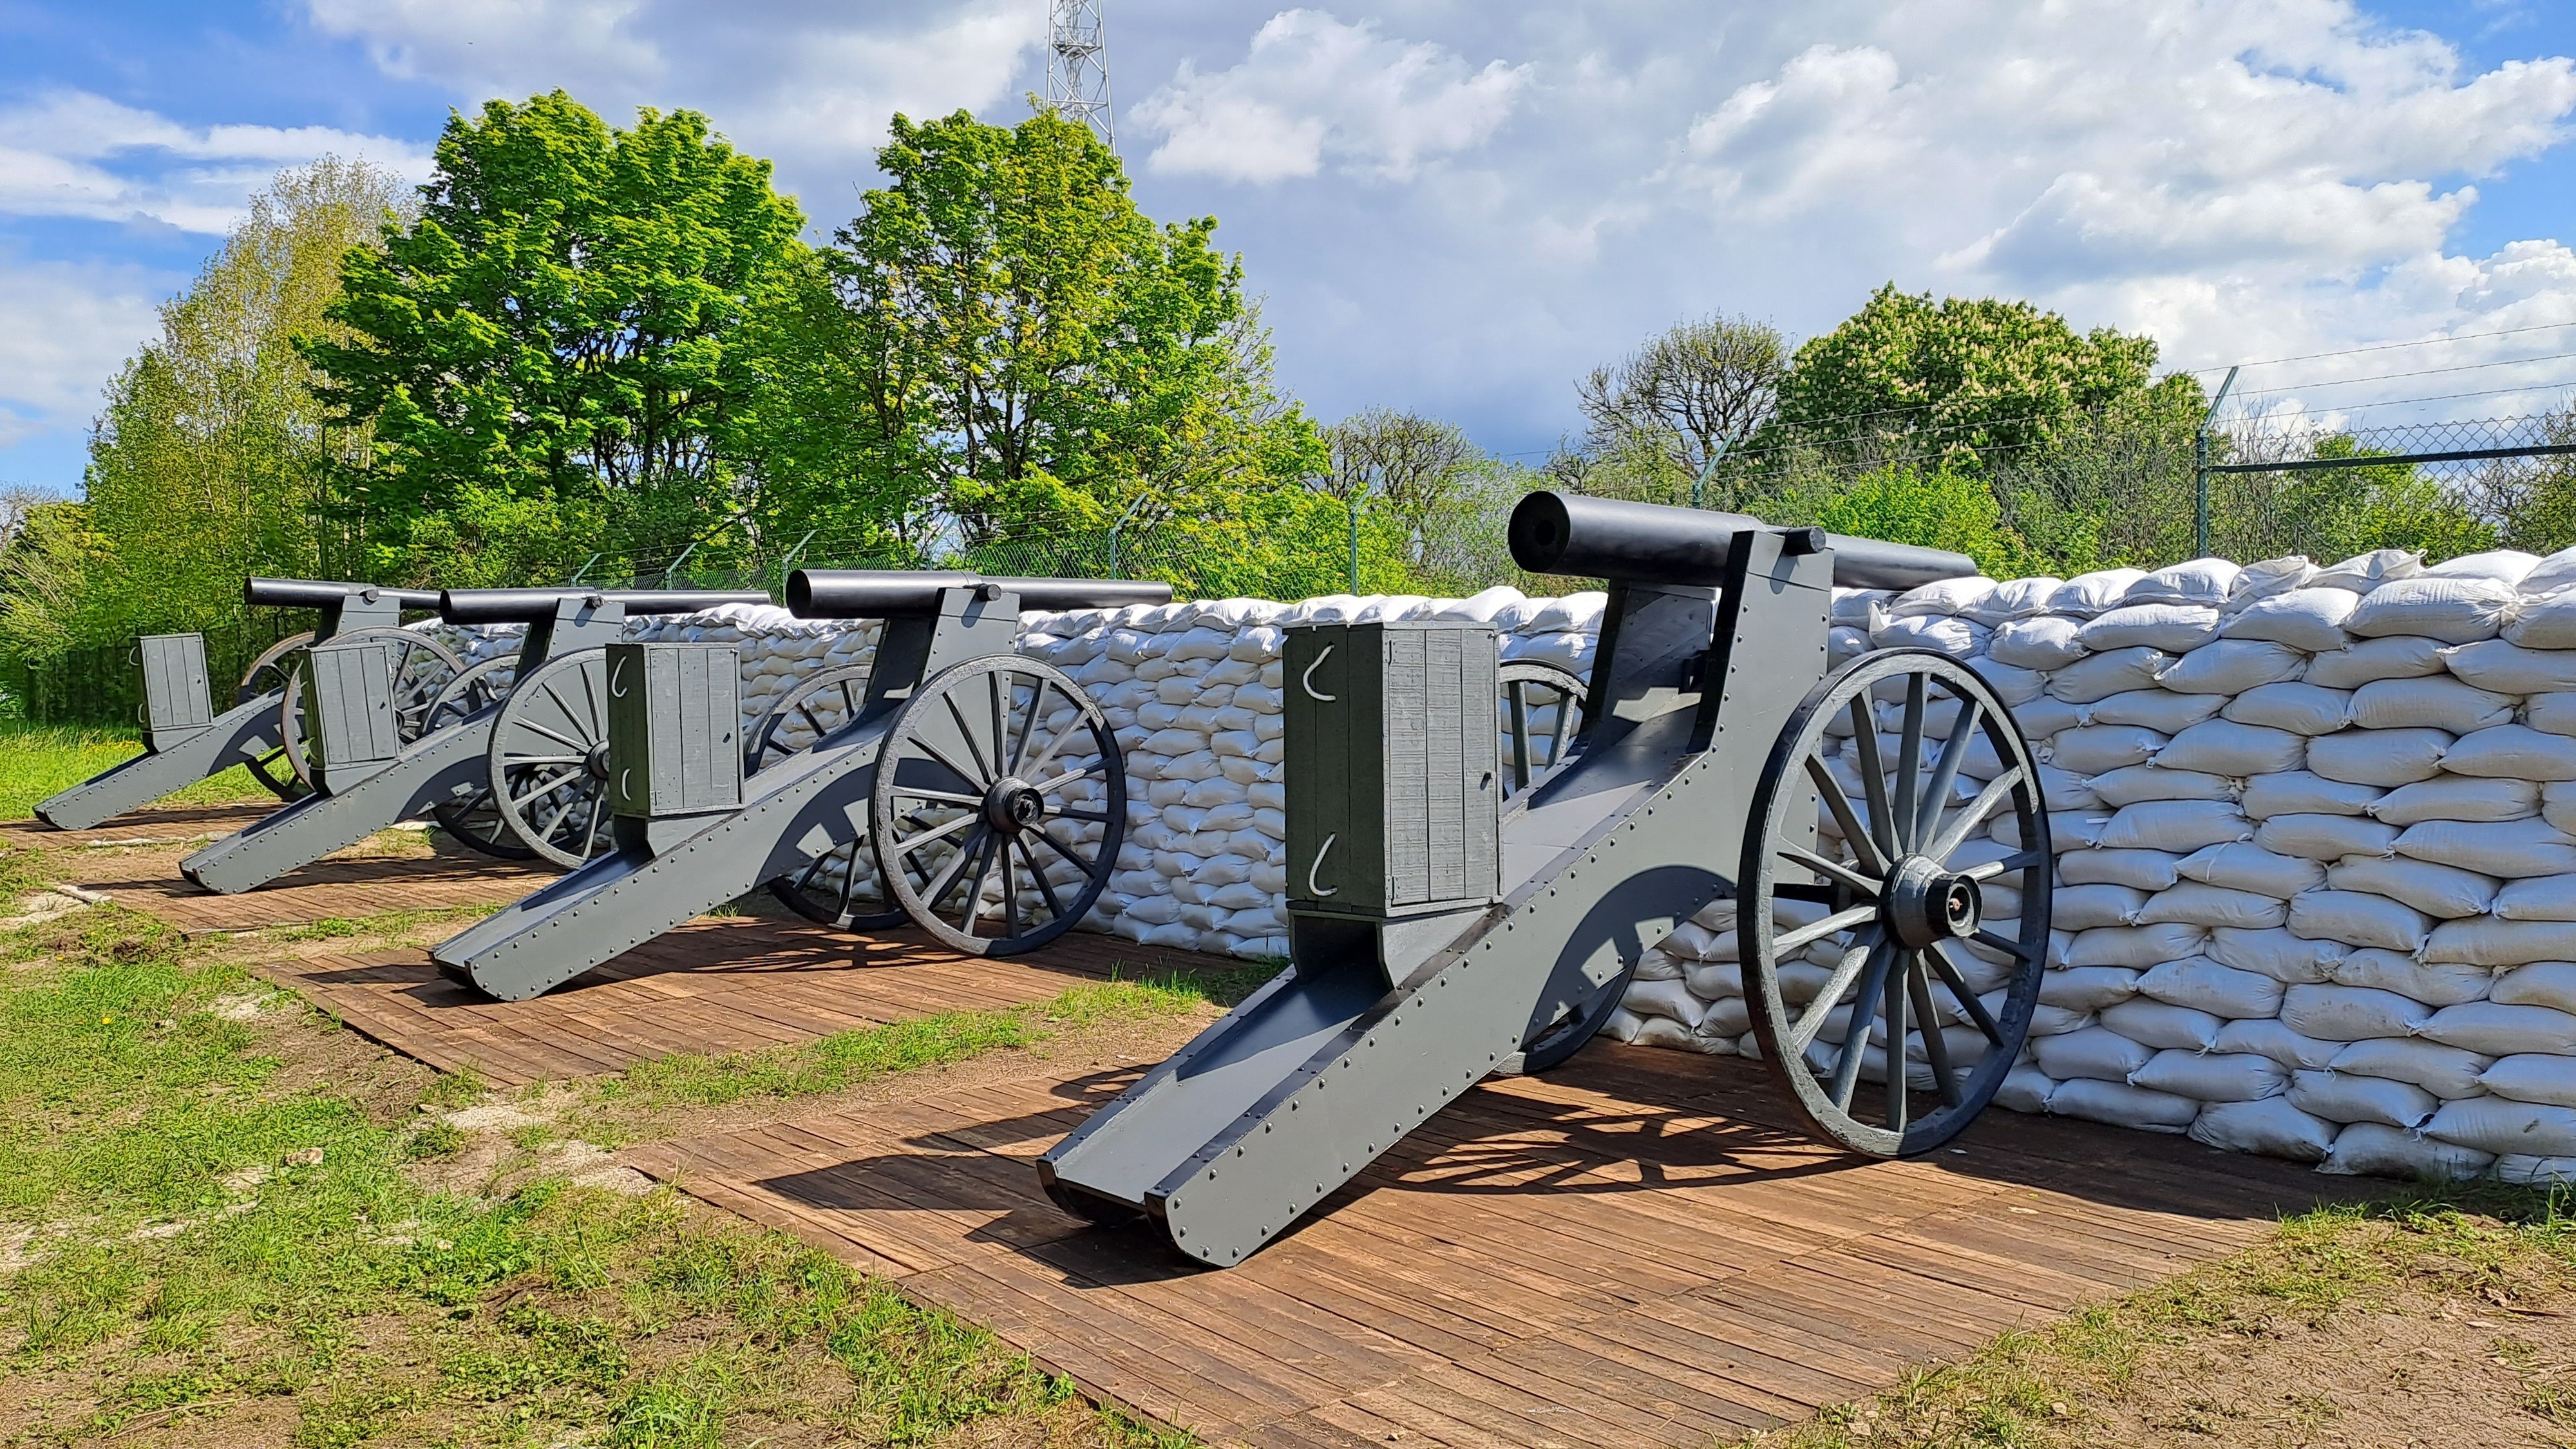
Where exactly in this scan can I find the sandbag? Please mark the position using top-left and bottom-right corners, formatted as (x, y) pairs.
(2050, 724), (2170, 774)
(2530, 694), (2576, 739)
(2425, 1097), (2576, 1157)
(2365, 775), (2538, 825)
(2032, 1025), (2156, 1083)
(2289, 1070), (2438, 1128)
(2329, 949), (2490, 1007)
(2068, 922), (2210, 969)
(2427, 549), (2540, 585)
(2054, 883), (2148, 931)
(2221, 681), (2353, 736)
(2038, 965), (2143, 1012)
(2286, 889), (2432, 954)
(1965, 576), (2063, 626)
(2396, 817), (2576, 878)
(2345, 576), (2514, 644)
(2048, 647), (2172, 704)
(2094, 800), (2251, 853)
(2319, 1121), (2491, 1180)
(2050, 569), (2152, 616)
(2126, 558), (2241, 608)
(2190, 1098), (2339, 1162)
(2098, 997), (2224, 1050)
(2492, 961), (2576, 1012)
(2441, 639), (2576, 695)
(2239, 771), (2384, 819)
(1872, 615), (1989, 657)
(2086, 689), (2226, 734)
(2479, 1055), (2576, 1110)
(2327, 1037), (2492, 1099)
(2255, 813), (2400, 862)
(2012, 696), (2087, 740)
(2047, 1077), (2199, 1133)
(2497, 1155), (2576, 1186)
(2280, 983), (2430, 1041)
(1994, 1065), (2058, 1114)
(2417, 1001), (2576, 1057)
(2155, 639), (2307, 695)
(2130, 1049), (2287, 1102)
(1988, 616), (2090, 670)
(2520, 546), (2576, 596)
(2210, 926), (2345, 983)
(1624, 977), (1708, 1027)
(2348, 676), (2514, 734)
(2215, 1018), (2341, 1070)
(2323, 855), (2499, 919)
(1888, 577), (1999, 619)
(2442, 724), (2576, 782)
(2175, 841), (2326, 898)
(2220, 588), (2356, 651)
(2137, 958), (2286, 1018)
(2425, 918), (2576, 968)
(2080, 603), (2221, 654)
(2086, 765), (2232, 808)
(2154, 719), (2306, 777)
(2548, 782), (2576, 838)
(2305, 636), (2447, 689)
(2306, 727), (2452, 787)
(2060, 848), (2183, 891)
(2136, 882), (2286, 930)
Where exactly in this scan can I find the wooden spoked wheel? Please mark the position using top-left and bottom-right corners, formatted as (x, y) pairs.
(236, 631), (317, 801)
(871, 656), (1124, 956)
(1498, 661), (1586, 802)
(746, 663), (905, 931)
(486, 650), (618, 869)
(422, 655), (534, 861)
(1740, 649), (2053, 1157)
(273, 627), (464, 791)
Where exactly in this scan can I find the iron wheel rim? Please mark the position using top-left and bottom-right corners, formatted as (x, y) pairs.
(424, 654), (535, 860)
(486, 650), (618, 870)
(748, 662), (907, 931)
(236, 630), (316, 802)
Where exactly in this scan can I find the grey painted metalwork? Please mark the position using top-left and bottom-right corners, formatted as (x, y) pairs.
(1038, 491), (2054, 1267)
(35, 580), (440, 831)
(431, 571), (1171, 1002)
(178, 588), (764, 894)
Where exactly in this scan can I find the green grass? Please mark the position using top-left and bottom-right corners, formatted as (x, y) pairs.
(0, 907), (1191, 1446)
(0, 721), (273, 820)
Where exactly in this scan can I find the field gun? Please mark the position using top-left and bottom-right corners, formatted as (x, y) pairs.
(178, 587), (764, 893)
(35, 579), (453, 830)
(430, 570), (1171, 1002)
(1039, 492), (2058, 1267)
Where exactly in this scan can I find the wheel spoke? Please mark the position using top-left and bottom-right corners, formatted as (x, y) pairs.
(943, 689), (995, 783)
(1787, 927), (1883, 1056)
(1015, 835), (1067, 919)
(891, 810), (981, 857)
(911, 732), (991, 795)
(1034, 825), (1097, 877)
(952, 829), (1003, 933)
(1006, 674), (1045, 777)
(1908, 957), (1962, 1108)
(1777, 843), (1881, 900)
(1894, 674), (1924, 847)
(1029, 762), (1097, 796)
(893, 786), (985, 808)
(999, 831), (1021, 934)
(1806, 755), (1887, 878)
(1054, 806), (1113, 824)
(1884, 956), (1910, 1132)
(513, 717), (587, 753)
(507, 768), (582, 809)
(1971, 928), (2031, 963)
(1926, 941), (2009, 1046)
(1913, 698), (1984, 854)
(1844, 696), (1897, 857)
(921, 825), (991, 910)
(1925, 767), (2025, 865)
(1773, 901), (1880, 955)
(1827, 939), (1900, 1112)
(833, 840), (860, 919)
(1506, 682), (1533, 792)
(1962, 849), (2046, 882)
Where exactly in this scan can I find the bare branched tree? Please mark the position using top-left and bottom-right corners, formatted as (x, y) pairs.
(1319, 408), (1482, 547)
(1577, 312), (1787, 505)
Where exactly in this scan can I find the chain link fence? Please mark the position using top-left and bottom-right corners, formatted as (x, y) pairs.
(0, 613), (305, 730)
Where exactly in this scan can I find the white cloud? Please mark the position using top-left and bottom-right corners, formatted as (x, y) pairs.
(0, 258), (164, 449)
(1132, 10), (1530, 182)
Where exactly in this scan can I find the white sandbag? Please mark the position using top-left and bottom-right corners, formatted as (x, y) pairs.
(2290, 1072), (2439, 1129)
(2049, 569), (2151, 617)
(1831, 589), (1891, 627)
(2254, 813), (2399, 862)
(2348, 676), (2514, 734)
(1987, 616), (2089, 670)
(2443, 724), (2576, 782)
(2497, 1155), (2576, 1186)
(2306, 728), (2452, 787)
(2226, 556), (2322, 610)
(2441, 639), (2576, 695)
(2136, 883), (2287, 931)
(2095, 800), (2250, 853)
(2548, 781), (2576, 837)
(2523, 546), (2576, 596)
(2418, 1001), (2576, 1057)
(2054, 883), (2148, 931)
(1888, 576), (2000, 618)
(2060, 848), (2183, 891)
(1964, 576), (2063, 626)
(2327, 1037), (2492, 1099)
(2216, 1018), (2342, 1070)
(2319, 1121), (2490, 1179)
(2190, 1098), (2338, 1162)
(2346, 576), (2515, 644)
(2221, 587), (2357, 650)
(2128, 558), (2242, 607)
(2304, 636), (2447, 689)
(2156, 640), (2307, 697)
(2286, 889), (2432, 953)
(2279, 983), (2430, 1041)
(2427, 549), (2540, 585)
(1624, 977), (1708, 1028)
(1967, 658), (2045, 705)
(1698, 997), (1754, 1039)
(2507, 589), (2576, 654)
(2425, 1097), (2576, 1157)
(2313, 548), (2425, 593)
(2047, 1077), (2199, 1133)
(2137, 958), (2286, 1018)
(1628, 1016), (1725, 1052)
(2239, 772), (2383, 820)
(2221, 681), (2353, 736)
(2034, 1025), (2157, 1082)
(2038, 965), (2143, 1012)
(2049, 724), (2169, 774)
(2012, 696), (2087, 740)
(2048, 647), (2172, 704)
(2396, 817), (2576, 878)
(2365, 775), (2538, 825)
(2098, 997), (2224, 1050)
(2425, 918), (2576, 968)
(2532, 694), (2576, 739)
(2210, 926), (2345, 983)
(2068, 922), (2210, 969)
(1872, 614), (1989, 657)
(2492, 961), (2576, 1012)
(2330, 950), (2490, 1007)
(1989, 810), (2108, 851)
(2079, 603), (2221, 653)
(2478, 1056), (2576, 1110)
(1994, 1065), (2058, 1114)
(2130, 1048), (2287, 1102)
(2086, 765), (2232, 808)
(2175, 841), (2326, 898)
(2087, 689), (2227, 734)
(2323, 855), (2499, 918)
(2154, 719), (2306, 777)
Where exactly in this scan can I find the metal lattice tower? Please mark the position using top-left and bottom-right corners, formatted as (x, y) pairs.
(1045, 0), (1114, 150)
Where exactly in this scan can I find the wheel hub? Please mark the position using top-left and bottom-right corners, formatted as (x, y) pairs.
(984, 777), (1045, 833)
(1883, 853), (1982, 949)
(585, 741), (612, 780)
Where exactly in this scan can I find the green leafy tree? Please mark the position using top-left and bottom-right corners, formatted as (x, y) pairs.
(1814, 464), (2036, 578)
(305, 91), (808, 584)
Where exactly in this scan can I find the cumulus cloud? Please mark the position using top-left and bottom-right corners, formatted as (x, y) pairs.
(0, 258), (164, 448)
(1132, 10), (1530, 182)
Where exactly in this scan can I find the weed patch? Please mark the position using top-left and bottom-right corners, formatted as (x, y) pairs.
(0, 723), (270, 822)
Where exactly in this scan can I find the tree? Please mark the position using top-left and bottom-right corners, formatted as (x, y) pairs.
(305, 91), (808, 583)
(1577, 313), (1786, 509)
(1317, 408), (1482, 560)
(1815, 464), (2036, 578)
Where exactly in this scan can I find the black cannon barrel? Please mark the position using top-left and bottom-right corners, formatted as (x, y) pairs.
(788, 569), (1175, 620)
(1507, 491), (1976, 593)
(437, 587), (772, 625)
(244, 578), (444, 611)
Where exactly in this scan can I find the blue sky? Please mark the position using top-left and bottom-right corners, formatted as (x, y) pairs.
(5, 1), (2576, 495)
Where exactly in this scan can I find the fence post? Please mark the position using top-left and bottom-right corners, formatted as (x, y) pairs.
(2195, 365), (2239, 559)
(1108, 491), (1155, 580)
(1348, 495), (1361, 593)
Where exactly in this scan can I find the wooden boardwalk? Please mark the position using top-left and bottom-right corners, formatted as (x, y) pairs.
(0, 800), (276, 851)
(80, 851), (551, 934)
(629, 1045), (2342, 1449)
(256, 919), (1245, 1086)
